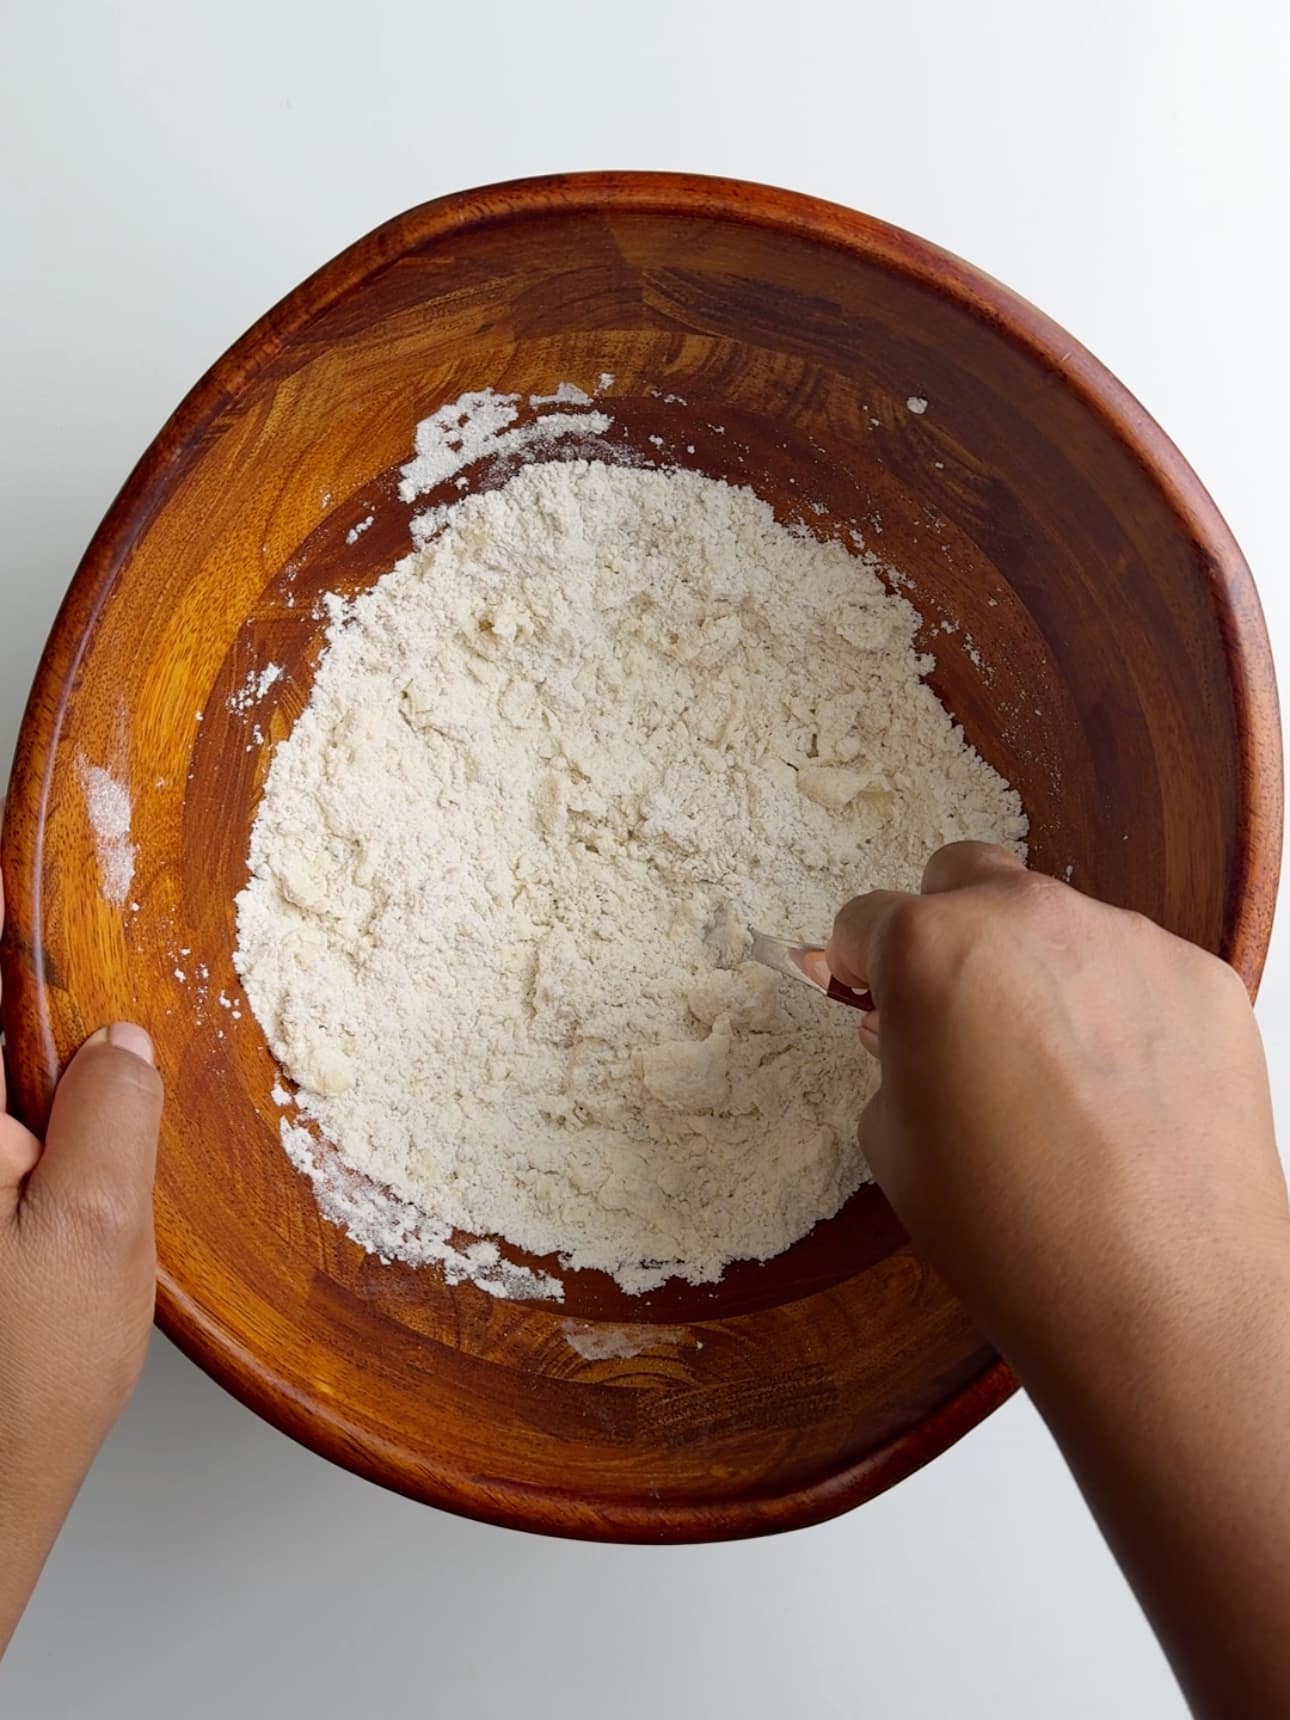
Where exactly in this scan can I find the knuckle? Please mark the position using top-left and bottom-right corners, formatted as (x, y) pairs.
(878, 898), (949, 975)
(1011, 868), (1081, 930)
(1014, 866), (1061, 901)
(1116, 906), (1157, 937)
(1204, 951), (1253, 1009)
(830, 897), (863, 950)
(1113, 904), (1194, 962)
(61, 1184), (150, 1254)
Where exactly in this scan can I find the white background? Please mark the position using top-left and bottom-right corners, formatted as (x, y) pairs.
(2, 2), (1286, 1714)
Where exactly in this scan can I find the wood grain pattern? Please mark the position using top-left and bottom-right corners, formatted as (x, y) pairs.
(1, 172), (1280, 1542)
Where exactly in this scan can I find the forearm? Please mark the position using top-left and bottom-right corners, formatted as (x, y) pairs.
(1015, 1240), (1290, 1720)
(0, 1453), (85, 1655)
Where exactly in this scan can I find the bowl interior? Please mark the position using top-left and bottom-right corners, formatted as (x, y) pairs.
(2, 178), (1275, 1540)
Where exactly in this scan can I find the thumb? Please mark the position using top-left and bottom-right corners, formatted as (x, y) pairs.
(26, 1024), (163, 1234)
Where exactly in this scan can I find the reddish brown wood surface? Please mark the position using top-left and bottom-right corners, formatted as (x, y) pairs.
(1, 173), (1280, 1542)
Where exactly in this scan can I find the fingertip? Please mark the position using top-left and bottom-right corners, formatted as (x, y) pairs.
(76, 1023), (157, 1074)
(32, 1022), (165, 1218)
(825, 908), (868, 990)
(64, 1022), (163, 1107)
(106, 1022), (154, 1067)
(797, 948), (833, 991)
(828, 890), (912, 992)
(823, 945), (863, 991)
(0, 1115), (42, 1192)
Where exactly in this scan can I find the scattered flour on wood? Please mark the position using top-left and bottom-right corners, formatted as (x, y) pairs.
(278, 1119), (563, 1299)
(397, 388), (612, 501)
(561, 1320), (691, 1360)
(530, 383), (593, 407)
(78, 758), (136, 906)
(229, 662), (283, 713)
(235, 459), (1026, 1296)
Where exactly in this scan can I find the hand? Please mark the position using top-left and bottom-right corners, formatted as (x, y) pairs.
(0, 874), (163, 1655)
(826, 840), (1287, 1371)
(827, 842), (1290, 1720)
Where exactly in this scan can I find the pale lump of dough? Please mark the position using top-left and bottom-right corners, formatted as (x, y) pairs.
(234, 459), (1027, 1294)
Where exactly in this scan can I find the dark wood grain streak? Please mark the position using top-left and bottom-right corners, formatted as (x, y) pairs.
(1, 172), (1280, 1542)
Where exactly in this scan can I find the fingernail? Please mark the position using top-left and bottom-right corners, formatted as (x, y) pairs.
(106, 1022), (154, 1065)
(798, 949), (833, 991)
(84, 1027), (109, 1048)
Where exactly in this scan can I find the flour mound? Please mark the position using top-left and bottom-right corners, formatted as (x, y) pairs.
(235, 461), (1026, 1294)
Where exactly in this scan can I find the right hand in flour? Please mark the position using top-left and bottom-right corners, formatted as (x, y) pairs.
(0, 875), (163, 1657)
(827, 840), (1290, 1720)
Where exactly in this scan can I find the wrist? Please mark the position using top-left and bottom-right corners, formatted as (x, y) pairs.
(1004, 1220), (1290, 1416)
(0, 1461), (86, 1656)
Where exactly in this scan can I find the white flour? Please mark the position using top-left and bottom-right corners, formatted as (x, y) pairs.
(78, 757), (136, 906)
(397, 389), (612, 502)
(228, 662), (283, 713)
(235, 460), (1025, 1295)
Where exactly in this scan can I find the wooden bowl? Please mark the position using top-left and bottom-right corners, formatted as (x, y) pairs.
(2, 173), (1280, 1542)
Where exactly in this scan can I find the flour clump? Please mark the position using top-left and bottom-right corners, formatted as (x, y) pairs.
(234, 460), (1026, 1294)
